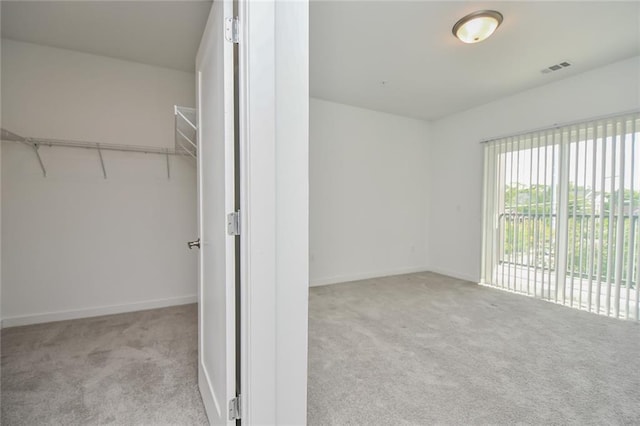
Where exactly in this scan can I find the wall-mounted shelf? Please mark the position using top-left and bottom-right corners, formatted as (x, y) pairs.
(1, 123), (197, 179)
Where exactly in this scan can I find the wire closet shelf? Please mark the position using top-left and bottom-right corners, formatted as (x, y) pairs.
(0, 105), (198, 178)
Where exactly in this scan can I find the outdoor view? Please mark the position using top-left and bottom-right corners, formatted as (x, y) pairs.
(486, 121), (640, 320)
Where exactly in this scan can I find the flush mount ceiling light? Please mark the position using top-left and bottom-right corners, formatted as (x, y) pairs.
(452, 10), (503, 44)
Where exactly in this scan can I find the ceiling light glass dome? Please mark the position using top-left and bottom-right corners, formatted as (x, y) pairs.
(453, 10), (503, 44)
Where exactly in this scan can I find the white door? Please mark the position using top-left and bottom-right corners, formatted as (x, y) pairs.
(196, 0), (237, 424)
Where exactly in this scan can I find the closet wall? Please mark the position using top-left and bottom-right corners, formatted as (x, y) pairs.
(1, 40), (197, 326)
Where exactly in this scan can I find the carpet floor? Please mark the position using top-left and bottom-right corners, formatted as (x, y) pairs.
(3, 273), (639, 425)
(308, 272), (640, 425)
(1, 304), (207, 425)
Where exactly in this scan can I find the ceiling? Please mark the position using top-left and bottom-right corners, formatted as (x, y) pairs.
(310, 1), (640, 120)
(1, 1), (638, 119)
(1, 0), (212, 72)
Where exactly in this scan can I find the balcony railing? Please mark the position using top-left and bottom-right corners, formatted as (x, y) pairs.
(493, 212), (640, 318)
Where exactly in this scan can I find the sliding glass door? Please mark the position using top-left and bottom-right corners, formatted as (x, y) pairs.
(481, 112), (640, 320)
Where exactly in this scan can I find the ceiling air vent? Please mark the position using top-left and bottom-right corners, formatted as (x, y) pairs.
(541, 61), (572, 74)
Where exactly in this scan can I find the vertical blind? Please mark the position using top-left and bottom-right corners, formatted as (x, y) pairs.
(481, 112), (640, 320)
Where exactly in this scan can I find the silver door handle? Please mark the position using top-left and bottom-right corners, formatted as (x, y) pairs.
(187, 238), (201, 249)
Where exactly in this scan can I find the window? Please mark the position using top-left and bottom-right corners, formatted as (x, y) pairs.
(481, 112), (640, 320)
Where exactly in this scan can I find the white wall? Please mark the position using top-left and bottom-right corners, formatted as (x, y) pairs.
(2, 39), (193, 148)
(1, 40), (197, 326)
(429, 55), (640, 282)
(310, 98), (430, 286)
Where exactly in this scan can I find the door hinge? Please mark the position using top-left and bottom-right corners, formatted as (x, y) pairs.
(227, 211), (241, 236)
(225, 17), (239, 43)
(228, 395), (242, 421)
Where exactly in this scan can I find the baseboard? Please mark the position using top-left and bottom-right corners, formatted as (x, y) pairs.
(1, 294), (197, 328)
(310, 266), (431, 287)
(427, 267), (478, 284)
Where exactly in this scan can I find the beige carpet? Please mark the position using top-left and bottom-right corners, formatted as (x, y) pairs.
(1, 304), (207, 425)
(308, 272), (640, 425)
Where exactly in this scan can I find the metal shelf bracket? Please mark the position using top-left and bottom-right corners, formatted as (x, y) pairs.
(31, 140), (47, 177)
(97, 143), (107, 179)
(166, 148), (171, 180)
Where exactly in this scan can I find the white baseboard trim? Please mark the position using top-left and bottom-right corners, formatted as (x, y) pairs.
(1, 295), (197, 328)
(427, 267), (478, 284)
(310, 266), (430, 287)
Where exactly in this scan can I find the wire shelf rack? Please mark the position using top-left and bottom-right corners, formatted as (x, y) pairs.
(1, 106), (198, 179)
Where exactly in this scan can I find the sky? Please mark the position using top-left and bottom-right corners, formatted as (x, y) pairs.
(500, 130), (640, 194)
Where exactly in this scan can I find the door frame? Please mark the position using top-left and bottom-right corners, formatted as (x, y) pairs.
(236, 0), (309, 424)
(237, 0), (276, 422)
